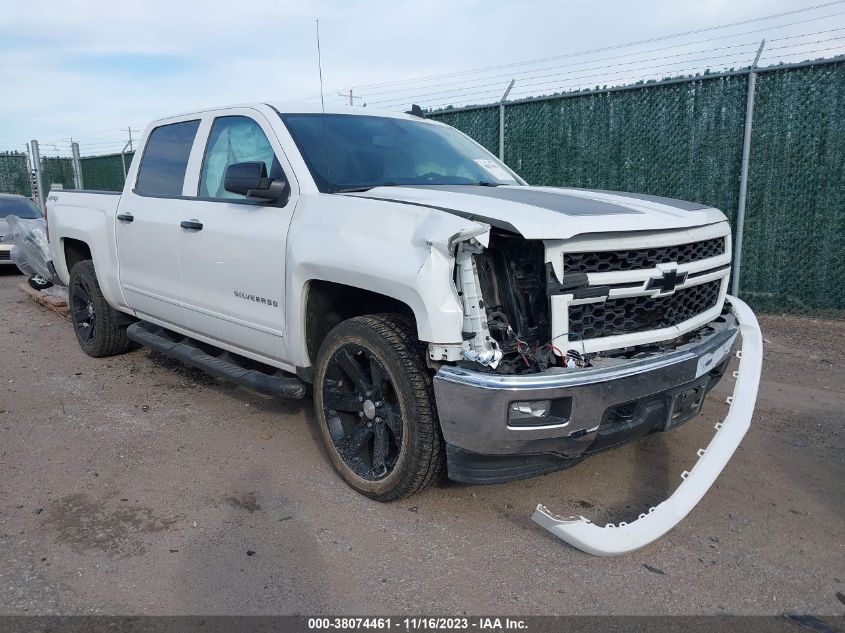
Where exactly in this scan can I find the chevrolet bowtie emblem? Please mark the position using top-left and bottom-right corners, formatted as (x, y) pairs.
(644, 268), (688, 295)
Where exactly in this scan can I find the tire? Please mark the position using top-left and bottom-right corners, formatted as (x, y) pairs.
(313, 313), (446, 501)
(68, 260), (131, 358)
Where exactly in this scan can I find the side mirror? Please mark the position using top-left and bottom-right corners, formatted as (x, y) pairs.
(223, 162), (286, 202)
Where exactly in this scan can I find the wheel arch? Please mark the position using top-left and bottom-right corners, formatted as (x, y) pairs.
(63, 238), (92, 274)
(302, 279), (417, 370)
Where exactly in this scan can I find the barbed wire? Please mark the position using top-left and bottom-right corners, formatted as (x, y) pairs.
(294, 1), (845, 105)
(367, 36), (845, 109)
(416, 46), (845, 111)
(348, 19), (845, 104)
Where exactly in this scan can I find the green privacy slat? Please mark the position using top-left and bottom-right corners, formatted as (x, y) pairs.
(0, 153), (31, 197)
(41, 157), (76, 192)
(741, 63), (845, 316)
(80, 152), (134, 191)
(0, 152), (134, 196)
(434, 107), (500, 156)
(430, 62), (845, 317)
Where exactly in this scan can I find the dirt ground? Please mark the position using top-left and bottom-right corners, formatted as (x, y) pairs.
(0, 268), (842, 616)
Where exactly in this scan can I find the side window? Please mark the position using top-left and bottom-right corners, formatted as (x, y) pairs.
(199, 116), (284, 200)
(135, 120), (200, 196)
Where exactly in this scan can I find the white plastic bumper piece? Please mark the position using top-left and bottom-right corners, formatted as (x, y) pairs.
(531, 296), (763, 556)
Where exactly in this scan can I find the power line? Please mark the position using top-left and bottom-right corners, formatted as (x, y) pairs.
(77, 141), (129, 149)
(417, 45), (845, 110)
(369, 35), (845, 108)
(336, 0), (845, 95)
(412, 43), (845, 110)
(286, 3), (845, 110)
(359, 20), (845, 102)
(371, 37), (845, 106)
(368, 41), (764, 107)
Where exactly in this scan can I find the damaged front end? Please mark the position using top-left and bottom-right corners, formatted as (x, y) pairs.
(454, 231), (566, 374)
(448, 222), (733, 377)
(431, 226), (761, 555)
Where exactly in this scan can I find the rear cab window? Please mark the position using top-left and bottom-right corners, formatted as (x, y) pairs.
(135, 120), (201, 196)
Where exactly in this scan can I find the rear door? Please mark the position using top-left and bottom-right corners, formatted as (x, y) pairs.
(177, 108), (298, 361)
(116, 118), (201, 327)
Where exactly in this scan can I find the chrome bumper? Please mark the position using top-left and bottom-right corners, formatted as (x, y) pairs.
(433, 305), (740, 460)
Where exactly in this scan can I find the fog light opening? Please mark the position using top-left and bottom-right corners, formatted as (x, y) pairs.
(508, 398), (572, 428)
(511, 400), (551, 418)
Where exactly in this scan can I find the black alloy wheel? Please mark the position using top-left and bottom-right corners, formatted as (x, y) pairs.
(322, 343), (403, 481)
(313, 314), (446, 501)
(71, 273), (97, 346)
(68, 260), (131, 358)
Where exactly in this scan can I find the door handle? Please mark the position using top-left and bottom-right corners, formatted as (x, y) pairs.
(180, 219), (203, 231)
(117, 213), (134, 223)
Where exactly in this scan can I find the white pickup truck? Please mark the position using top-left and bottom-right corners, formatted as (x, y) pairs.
(46, 103), (762, 555)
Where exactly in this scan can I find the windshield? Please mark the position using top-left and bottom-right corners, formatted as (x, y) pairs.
(0, 197), (41, 219)
(280, 113), (520, 193)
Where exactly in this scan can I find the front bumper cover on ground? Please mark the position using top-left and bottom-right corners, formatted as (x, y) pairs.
(531, 295), (762, 556)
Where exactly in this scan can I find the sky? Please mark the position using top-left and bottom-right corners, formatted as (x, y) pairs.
(1, 0), (843, 156)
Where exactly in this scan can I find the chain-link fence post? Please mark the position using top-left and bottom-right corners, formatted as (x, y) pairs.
(71, 141), (84, 190)
(498, 79), (515, 162)
(120, 139), (131, 181)
(29, 140), (43, 207)
(731, 40), (766, 296)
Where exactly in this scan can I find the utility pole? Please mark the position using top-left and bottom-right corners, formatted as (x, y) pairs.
(338, 88), (362, 106)
(121, 126), (139, 151)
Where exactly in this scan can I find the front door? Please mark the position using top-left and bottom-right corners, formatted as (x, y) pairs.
(117, 118), (201, 327)
(177, 111), (296, 361)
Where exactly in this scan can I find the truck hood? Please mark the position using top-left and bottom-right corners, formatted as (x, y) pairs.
(345, 185), (727, 240)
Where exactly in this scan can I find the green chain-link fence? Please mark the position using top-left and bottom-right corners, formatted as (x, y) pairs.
(0, 152), (31, 197)
(41, 156), (76, 191)
(1, 60), (841, 316)
(80, 152), (135, 191)
(0, 151), (133, 198)
(741, 63), (845, 316)
(430, 59), (845, 317)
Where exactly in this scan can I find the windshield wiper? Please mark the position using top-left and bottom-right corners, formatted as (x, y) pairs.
(477, 181), (501, 187)
(334, 182), (397, 194)
(334, 186), (375, 193)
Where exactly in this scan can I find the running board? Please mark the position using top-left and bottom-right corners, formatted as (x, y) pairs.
(126, 322), (306, 399)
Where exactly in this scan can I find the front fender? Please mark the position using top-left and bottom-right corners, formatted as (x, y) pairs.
(285, 195), (488, 367)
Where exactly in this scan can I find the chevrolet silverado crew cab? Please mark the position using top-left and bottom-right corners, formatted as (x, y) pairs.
(47, 103), (762, 554)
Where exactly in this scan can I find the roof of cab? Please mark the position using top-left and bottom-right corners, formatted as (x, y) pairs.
(268, 102), (424, 120)
(152, 102), (432, 125)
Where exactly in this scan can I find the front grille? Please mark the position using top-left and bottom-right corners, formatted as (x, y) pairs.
(0, 251), (10, 261)
(564, 237), (725, 274)
(569, 280), (722, 340)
